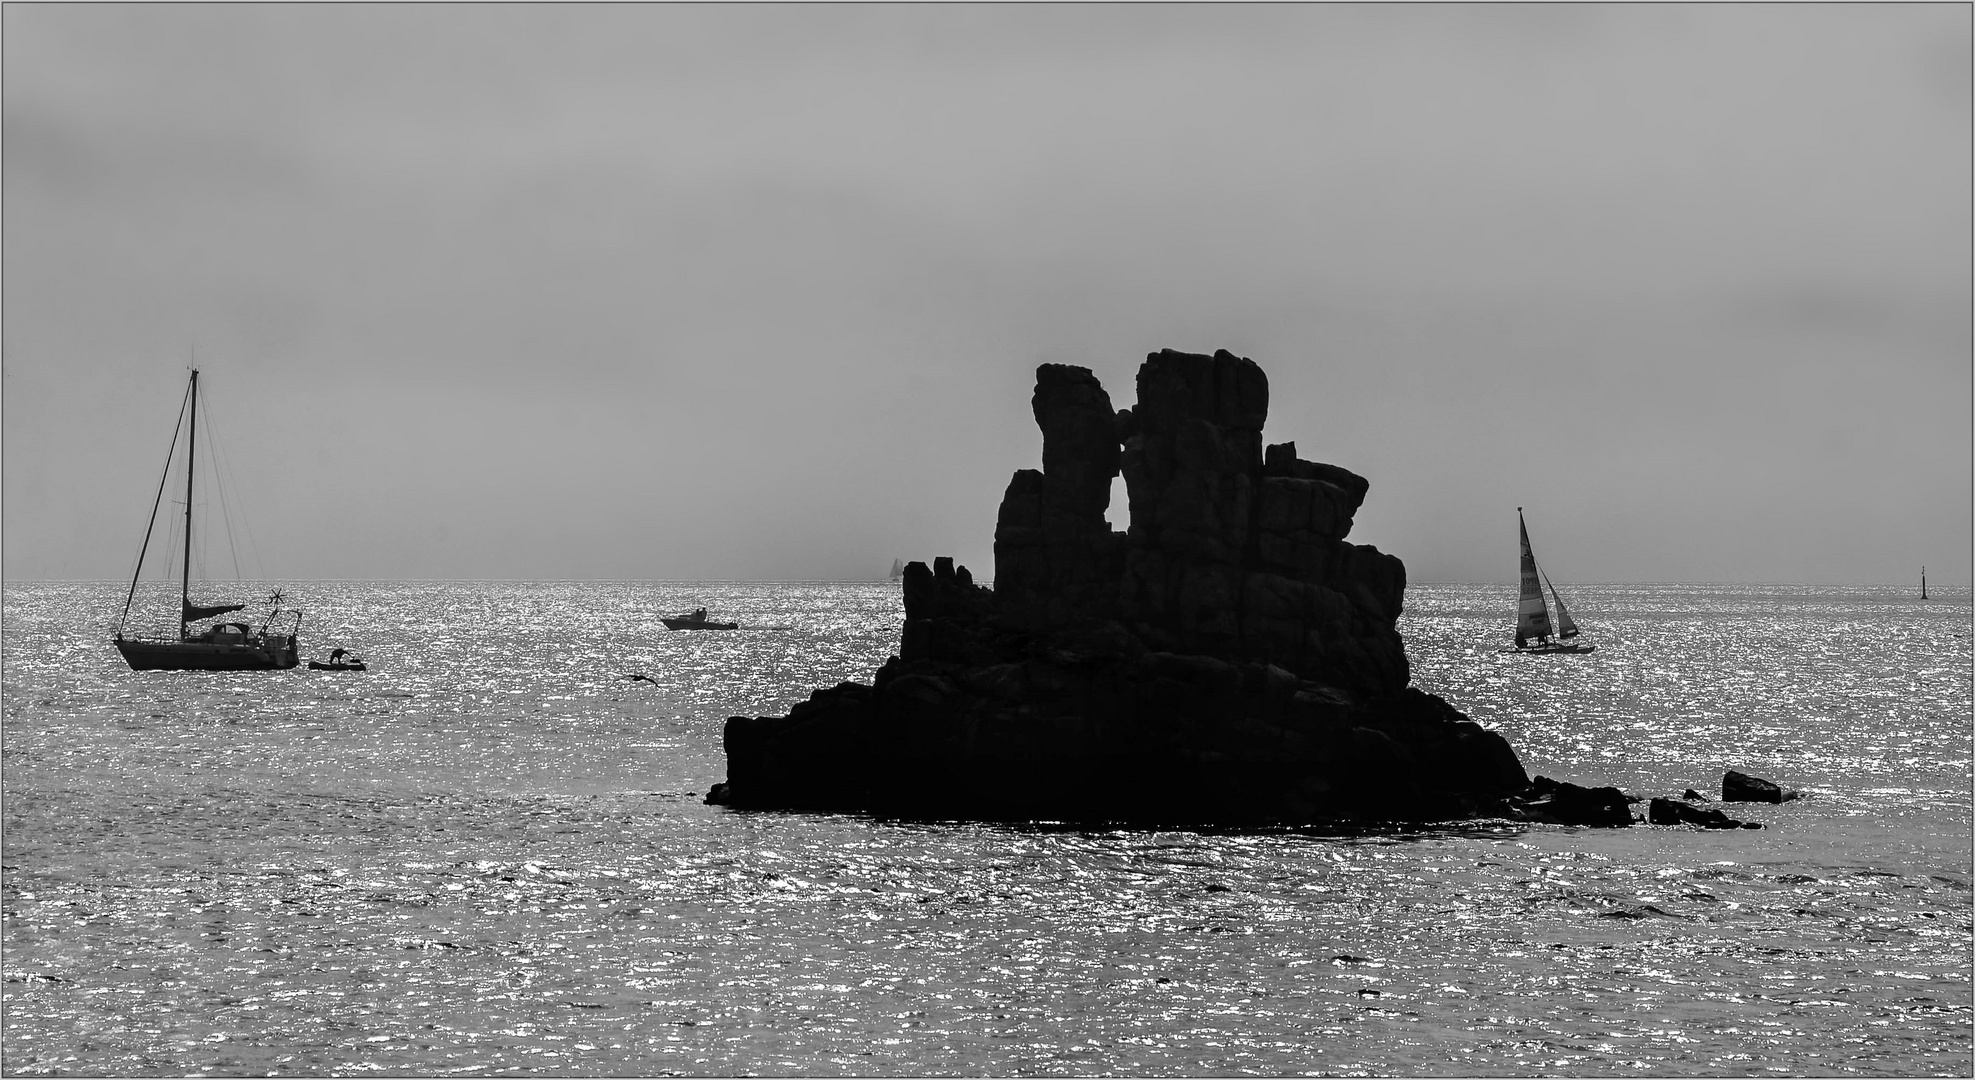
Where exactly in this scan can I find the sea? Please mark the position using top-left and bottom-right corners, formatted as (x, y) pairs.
(3, 580), (1969, 1077)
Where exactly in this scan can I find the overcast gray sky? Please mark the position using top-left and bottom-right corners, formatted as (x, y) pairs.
(4, 4), (1968, 585)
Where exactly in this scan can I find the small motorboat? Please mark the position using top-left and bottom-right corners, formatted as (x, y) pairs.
(662, 607), (737, 631)
(309, 647), (367, 671)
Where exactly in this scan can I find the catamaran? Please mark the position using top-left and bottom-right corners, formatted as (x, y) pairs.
(1513, 508), (1594, 654)
(113, 370), (300, 671)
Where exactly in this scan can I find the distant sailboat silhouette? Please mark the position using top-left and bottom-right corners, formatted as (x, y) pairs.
(1921, 566), (1928, 600)
(1513, 508), (1595, 654)
(889, 558), (905, 582)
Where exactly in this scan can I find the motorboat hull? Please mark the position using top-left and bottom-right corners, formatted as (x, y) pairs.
(662, 619), (738, 631)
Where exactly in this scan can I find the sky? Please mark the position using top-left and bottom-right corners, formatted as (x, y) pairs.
(4, 4), (1968, 586)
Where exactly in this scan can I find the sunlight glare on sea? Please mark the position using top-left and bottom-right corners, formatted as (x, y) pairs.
(3, 580), (1969, 1075)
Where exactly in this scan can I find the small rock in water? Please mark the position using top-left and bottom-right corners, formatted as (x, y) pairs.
(1508, 776), (1636, 827)
(1722, 769), (1801, 803)
(1649, 797), (1753, 829)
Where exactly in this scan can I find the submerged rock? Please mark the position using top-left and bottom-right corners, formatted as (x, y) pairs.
(707, 349), (1534, 826)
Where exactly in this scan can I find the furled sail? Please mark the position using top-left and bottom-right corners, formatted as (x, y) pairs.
(1516, 512), (1553, 642)
(183, 599), (246, 622)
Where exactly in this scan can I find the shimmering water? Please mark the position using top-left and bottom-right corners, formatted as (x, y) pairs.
(4, 581), (1970, 1076)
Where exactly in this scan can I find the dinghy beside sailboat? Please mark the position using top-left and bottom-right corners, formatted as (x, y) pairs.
(1513, 508), (1594, 654)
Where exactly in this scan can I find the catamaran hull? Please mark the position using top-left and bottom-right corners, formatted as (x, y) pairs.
(115, 637), (300, 671)
(1511, 643), (1596, 655)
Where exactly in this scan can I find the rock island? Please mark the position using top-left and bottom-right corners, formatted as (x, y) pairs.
(708, 348), (1532, 826)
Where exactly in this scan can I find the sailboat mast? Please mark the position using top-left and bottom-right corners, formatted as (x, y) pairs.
(118, 377), (193, 637)
(181, 369), (198, 640)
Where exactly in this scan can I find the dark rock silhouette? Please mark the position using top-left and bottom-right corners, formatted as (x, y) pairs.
(1649, 797), (1761, 830)
(707, 349), (1534, 826)
(1507, 775), (1637, 827)
(1722, 769), (1802, 803)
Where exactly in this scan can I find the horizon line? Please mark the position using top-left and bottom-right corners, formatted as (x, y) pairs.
(8, 576), (1968, 590)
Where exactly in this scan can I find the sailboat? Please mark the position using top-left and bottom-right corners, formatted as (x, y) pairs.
(1921, 567), (1928, 600)
(889, 558), (905, 582)
(113, 370), (301, 671)
(1513, 508), (1594, 654)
